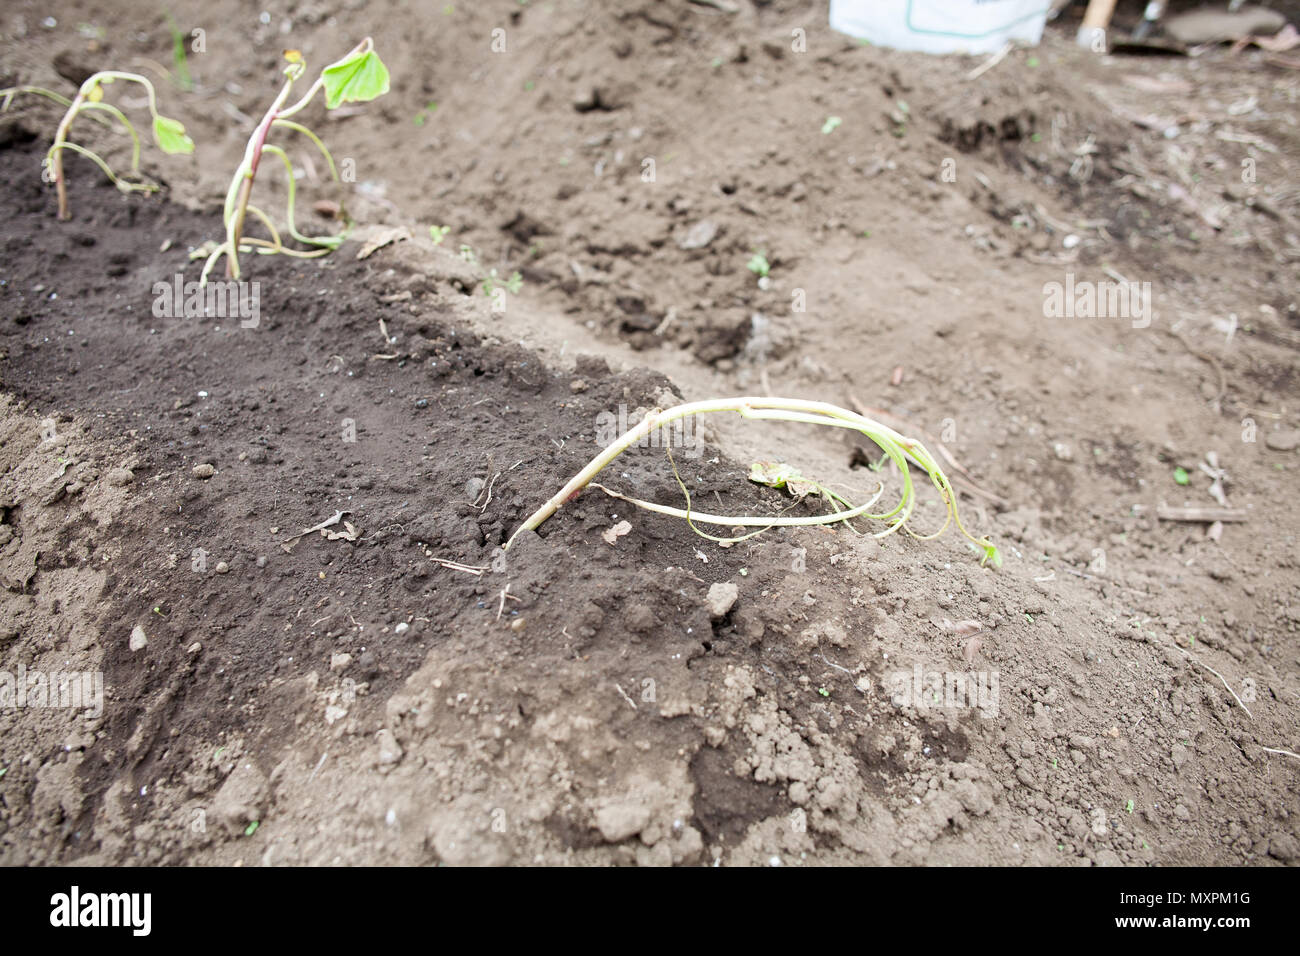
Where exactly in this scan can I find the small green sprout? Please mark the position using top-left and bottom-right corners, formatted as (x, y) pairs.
(1173, 467), (1190, 485)
(746, 252), (771, 278)
(818, 687), (829, 697)
(0, 767), (6, 778)
(244, 820), (260, 837)
(429, 225), (450, 245)
(165, 14), (194, 92)
(0, 70), (194, 220)
(413, 100), (438, 126)
(821, 116), (842, 135)
(482, 269), (523, 297)
(1126, 800), (1135, 813)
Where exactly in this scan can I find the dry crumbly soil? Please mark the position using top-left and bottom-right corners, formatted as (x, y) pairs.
(0, 0), (1298, 866)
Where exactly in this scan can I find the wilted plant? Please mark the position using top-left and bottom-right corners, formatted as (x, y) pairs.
(504, 397), (1000, 567)
(200, 38), (389, 283)
(0, 71), (194, 220)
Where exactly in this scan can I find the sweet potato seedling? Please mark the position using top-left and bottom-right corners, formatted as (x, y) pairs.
(505, 397), (1000, 567)
(200, 38), (389, 283)
(0, 71), (194, 220)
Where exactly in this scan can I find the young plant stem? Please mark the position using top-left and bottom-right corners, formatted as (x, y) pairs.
(47, 71), (169, 220)
(216, 37), (373, 280)
(503, 397), (999, 565)
(225, 80), (295, 278)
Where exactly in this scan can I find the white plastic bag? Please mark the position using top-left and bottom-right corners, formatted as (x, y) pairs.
(829, 0), (1051, 55)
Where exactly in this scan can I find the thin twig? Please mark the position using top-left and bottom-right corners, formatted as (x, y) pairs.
(431, 558), (487, 575)
(614, 684), (638, 710)
(967, 41), (1014, 82)
(1188, 655), (1253, 718)
(1262, 747), (1300, 760)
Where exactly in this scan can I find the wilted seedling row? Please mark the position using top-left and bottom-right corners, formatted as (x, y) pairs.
(1, 71), (194, 219)
(2, 38), (390, 283)
(504, 397), (1000, 567)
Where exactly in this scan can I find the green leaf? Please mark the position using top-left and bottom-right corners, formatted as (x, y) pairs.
(1173, 466), (1190, 486)
(979, 542), (1002, 569)
(748, 461), (817, 498)
(321, 48), (390, 109)
(152, 115), (194, 154)
(244, 820), (260, 837)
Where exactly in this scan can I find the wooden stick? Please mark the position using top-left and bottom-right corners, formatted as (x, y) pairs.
(1078, 0), (1118, 48)
(1157, 504), (1248, 523)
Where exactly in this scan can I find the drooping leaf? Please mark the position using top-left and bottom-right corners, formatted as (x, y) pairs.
(321, 48), (390, 109)
(152, 115), (194, 154)
(748, 461), (818, 498)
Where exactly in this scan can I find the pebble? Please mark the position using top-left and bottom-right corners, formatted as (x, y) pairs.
(129, 625), (148, 652)
(706, 582), (739, 619)
(192, 463), (215, 479)
(215, 561), (230, 574)
(678, 219), (719, 251)
(376, 729), (403, 766)
(1264, 429), (1299, 452)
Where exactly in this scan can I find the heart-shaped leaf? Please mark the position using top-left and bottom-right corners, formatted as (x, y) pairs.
(321, 48), (390, 109)
(152, 115), (194, 154)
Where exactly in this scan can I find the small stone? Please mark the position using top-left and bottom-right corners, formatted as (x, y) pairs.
(394, 622), (409, 634)
(1090, 808), (1108, 836)
(106, 467), (135, 487)
(376, 729), (403, 766)
(215, 561), (230, 574)
(330, 653), (353, 672)
(129, 625), (148, 652)
(192, 463), (216, 479)
(1264, 429), (1299, 452)
(594, 801), (651, 842)
(569, 379), (588, 393)
(1052, 442), (1073, 462)
(706, 582), (739, 619)
(678, 219), (719, 251)
(187, 641), (202, 655)
(510, 618), (526, 632)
